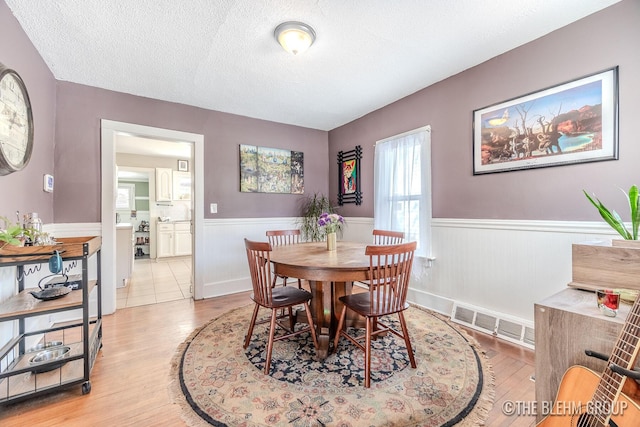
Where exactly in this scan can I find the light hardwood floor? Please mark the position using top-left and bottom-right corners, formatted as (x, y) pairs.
(0, 293), (536, 426)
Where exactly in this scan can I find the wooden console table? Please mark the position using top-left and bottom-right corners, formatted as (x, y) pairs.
(534, 287), (634, 421)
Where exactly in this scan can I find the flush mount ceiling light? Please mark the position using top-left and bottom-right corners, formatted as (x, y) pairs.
(274, 21), (316, 55)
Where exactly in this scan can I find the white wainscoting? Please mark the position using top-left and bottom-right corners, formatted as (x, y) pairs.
(200, 216), (376, 299)
(416, 218), (617, 323)
(201, 217), (618, 331)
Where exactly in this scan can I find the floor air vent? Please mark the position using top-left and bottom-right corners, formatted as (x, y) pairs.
(523, 326), (535, 346)
(453, 305), (474, 324)
(497, 318), (523, 341)
(474, 312), (498, 332)
(451, 302), (534, 349)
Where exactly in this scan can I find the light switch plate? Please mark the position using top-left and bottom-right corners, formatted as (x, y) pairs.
(210, 203), (217, 214)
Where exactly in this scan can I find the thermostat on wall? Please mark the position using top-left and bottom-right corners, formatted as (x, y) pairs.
(43, 174), (54, 193)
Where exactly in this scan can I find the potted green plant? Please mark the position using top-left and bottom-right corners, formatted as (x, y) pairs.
(0, 216), (24, 248)
(584, 185), (639, 240)
(297, 193), (343, 242)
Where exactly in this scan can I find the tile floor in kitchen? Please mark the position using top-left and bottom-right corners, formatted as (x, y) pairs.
(116, 256), (192, 309)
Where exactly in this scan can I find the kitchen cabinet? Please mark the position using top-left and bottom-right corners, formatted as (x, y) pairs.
(174, 223), (192, 256)
(157, 223), (174, 258)
(0, 236), (102, 404)
(156, 222), (192, 259)
(155, 168), (172, 201)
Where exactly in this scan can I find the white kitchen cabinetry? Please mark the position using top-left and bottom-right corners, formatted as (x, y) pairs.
(156, 223), (174, 258)
(174, 223), (192, 256)
(155, 168), (173, 201)
(156, 222), (192, 258)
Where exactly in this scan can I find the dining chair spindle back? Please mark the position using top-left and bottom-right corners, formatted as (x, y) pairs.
(266, 229), (303, 288)
(356, 229), (406, 287)
(266, 229), (302, 246)
(372, 229), (405, 245)
(333, 241), (417, 387)
(243, 238), (319, 374)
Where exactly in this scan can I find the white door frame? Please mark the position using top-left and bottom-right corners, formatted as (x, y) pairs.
(101, 120), (205, 314)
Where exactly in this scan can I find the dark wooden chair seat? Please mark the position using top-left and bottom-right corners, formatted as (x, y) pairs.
(268, 286), (313, 307)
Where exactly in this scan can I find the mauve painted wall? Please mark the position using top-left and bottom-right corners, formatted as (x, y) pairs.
(0, 1), (56, 223)
(329, 0), (640, 221)
(53, 83), (329, 222)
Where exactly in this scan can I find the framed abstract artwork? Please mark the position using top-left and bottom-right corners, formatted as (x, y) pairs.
(473, 67), (618, 174)
(338, 145), (362, 205)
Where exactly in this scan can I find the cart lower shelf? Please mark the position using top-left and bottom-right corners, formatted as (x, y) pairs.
(0, 341), (93, 401)
(0, 326), (102, 403)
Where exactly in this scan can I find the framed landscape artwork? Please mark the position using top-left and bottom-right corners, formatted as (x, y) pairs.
(239, 144), (304, 194)
(473, 67), (618, 175)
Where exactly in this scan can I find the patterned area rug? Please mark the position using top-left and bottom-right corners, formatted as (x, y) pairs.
(169, 304), (494, 426)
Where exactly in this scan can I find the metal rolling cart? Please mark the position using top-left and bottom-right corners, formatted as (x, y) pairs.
(0, 236), (102, 404)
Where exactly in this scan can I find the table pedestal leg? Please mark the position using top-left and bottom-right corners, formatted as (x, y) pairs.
(306, 280), (359, 359)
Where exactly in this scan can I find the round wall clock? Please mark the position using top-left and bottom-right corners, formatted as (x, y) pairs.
(0, 63), (34, 176)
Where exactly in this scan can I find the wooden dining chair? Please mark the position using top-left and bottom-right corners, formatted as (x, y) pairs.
(372, 229), (405, 245)
(266, 229), (303, 289)
(356, 229), (405, 287)
(333, 241), (417, 387)
(243, 238), (319, 374)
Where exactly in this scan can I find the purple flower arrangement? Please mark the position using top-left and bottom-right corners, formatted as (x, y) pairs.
(317, 212), (344, 234)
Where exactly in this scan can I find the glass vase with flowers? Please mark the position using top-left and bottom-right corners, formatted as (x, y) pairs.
(318, 212), (344, 251)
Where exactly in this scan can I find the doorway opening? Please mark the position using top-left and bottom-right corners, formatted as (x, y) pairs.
(115, 162), (194, 308)
(101, 120), (204, 315)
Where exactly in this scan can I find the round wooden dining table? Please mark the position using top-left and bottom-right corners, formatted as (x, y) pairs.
(270, 241), (370, 359)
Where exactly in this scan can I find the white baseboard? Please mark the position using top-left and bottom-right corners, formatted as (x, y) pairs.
(202, 277), (251, 299)
(407, 288), (455, 316)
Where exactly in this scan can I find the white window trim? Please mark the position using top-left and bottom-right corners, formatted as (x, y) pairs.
(116, 183), (136, 210)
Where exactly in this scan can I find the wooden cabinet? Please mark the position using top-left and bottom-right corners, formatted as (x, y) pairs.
(155, 168), (172, 201)
(0, 237), (102, 404)
(534, 288), (633, 421)
(156, 222), (191, 258)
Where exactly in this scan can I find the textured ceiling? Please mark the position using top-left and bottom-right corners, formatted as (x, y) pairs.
(6, 0), (620, 131)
